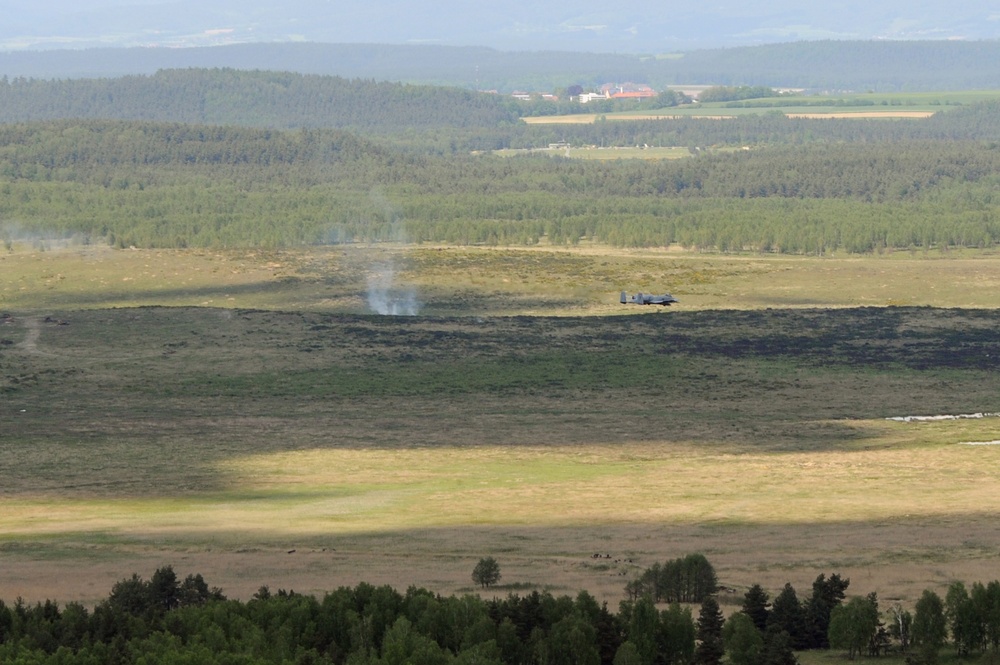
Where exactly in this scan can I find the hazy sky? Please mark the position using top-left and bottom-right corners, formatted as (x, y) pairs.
(2, 0), (998, 52)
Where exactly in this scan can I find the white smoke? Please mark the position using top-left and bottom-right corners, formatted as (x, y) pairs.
(366, 261), (421, 315)
(354, 189), (422, 315)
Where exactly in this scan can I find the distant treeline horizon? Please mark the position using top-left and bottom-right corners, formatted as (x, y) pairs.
(3, 40), (1000, 92)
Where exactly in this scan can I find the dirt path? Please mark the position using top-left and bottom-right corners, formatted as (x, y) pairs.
(13, 316), (75, 359)
(785, 111), (935, 118)
(15, 316), (42, 354)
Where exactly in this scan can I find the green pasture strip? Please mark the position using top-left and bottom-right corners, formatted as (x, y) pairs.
(636, 90), (1000, 117)
(640, 106), (928, 117)
(724, 89), (1000, 108)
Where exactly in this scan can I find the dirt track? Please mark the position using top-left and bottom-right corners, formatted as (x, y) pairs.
(785, 111), (935, 119)
(16, 316), (40, 353)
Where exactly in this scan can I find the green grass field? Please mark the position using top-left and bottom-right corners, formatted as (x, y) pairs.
(3, 244), (1000, 617)
(522, 90), (1000, 123)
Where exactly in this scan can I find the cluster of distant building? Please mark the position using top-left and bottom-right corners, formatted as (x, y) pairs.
(499, 83), (731, 104)
(582, 82), (658, 102)
(508, 82), (659, 103)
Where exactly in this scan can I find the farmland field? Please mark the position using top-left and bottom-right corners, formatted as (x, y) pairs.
(521, 90), (1000, 124)
(3, 244), (1000, 608)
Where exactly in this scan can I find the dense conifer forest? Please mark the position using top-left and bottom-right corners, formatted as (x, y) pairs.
(0, 70), (525, 133)
(4, 69), (1000, 147)
(3, 95), (1000, 252)
(3, 563), (1000, 664)
(3, 69), (1000, 253)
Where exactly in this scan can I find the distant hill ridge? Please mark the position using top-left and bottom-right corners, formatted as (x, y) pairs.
(0, 69), (523, 132)
(3, 40), (1000, 92)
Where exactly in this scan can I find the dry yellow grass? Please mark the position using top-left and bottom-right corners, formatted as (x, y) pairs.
(521, 114), (735, 124)
(14, 427), (1000, 537)
(3, 412), (1000, 605)
(5, 244), (1000, 314)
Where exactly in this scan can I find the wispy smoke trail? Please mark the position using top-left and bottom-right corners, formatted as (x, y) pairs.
(352, 188), (422, 316)
(366, 261), (421, 315)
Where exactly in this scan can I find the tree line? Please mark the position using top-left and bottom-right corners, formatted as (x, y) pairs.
(628, 554), (718, 604)
(4, 560), (1000, 665)
(0, 69), (524, 134)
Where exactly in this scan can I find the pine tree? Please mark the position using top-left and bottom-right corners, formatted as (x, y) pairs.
(694, 597), (725, 665)
(743, 584), (771, 634)
(761, 625), (799, 665)
(768, 584), (807, 650)
(804, 573), (849, 649)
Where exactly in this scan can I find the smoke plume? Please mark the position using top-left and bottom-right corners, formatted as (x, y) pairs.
(366, 261), (421, 315)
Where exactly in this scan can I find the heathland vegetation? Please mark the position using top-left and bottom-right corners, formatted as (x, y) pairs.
(4, 46), (1000, 665)
(3, 302), (1000, 599)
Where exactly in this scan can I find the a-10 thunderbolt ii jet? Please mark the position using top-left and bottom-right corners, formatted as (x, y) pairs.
(620, 291), (679, 306)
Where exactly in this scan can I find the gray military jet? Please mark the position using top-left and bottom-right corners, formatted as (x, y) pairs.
(621, 291), (679, 306)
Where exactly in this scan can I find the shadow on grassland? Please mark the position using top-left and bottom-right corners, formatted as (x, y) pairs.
(2, 276), (587, 316)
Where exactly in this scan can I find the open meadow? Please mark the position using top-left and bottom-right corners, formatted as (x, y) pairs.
(2, 243), (1000, 612)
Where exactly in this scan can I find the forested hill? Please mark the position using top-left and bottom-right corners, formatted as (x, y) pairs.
(4, 40), (1000, 92)
(7, 67), (1000, 151)
(0, 120), (398, 174)
(0, 69), (523, 133)
(658, 40), (1000, 91)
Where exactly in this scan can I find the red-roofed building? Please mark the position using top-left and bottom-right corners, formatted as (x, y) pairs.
(610, 90), (656, 99)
